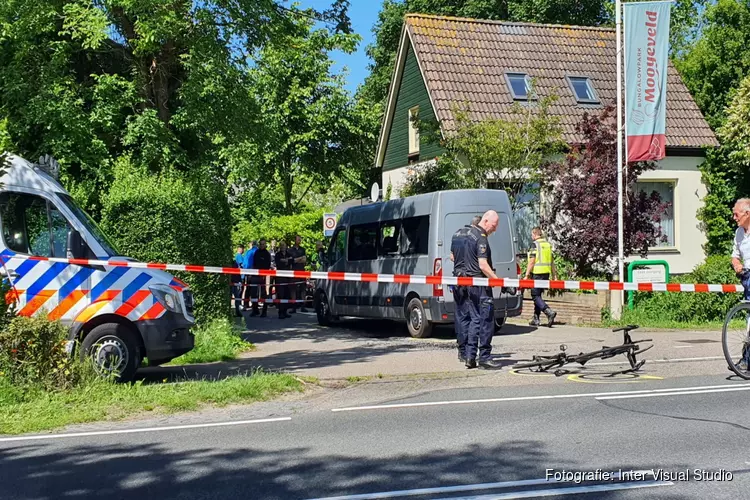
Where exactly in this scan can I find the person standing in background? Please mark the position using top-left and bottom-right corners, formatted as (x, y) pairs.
(274, 241), (294, 319)
(250, 239), (272, 317)
(525, 227), (558, 327)
(290, 235), (308, 313)
(241, 241), (257, 310)
(232, 244), (245, 317)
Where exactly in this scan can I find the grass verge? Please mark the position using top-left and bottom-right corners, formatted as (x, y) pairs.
(167, 317), (254, 365)
(0, 371), (304, 435)
(599, 308), (726, 331)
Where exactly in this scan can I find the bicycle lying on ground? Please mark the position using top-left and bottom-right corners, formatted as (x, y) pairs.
(512, 325), (654, 377)
(722, 300), (750, 380)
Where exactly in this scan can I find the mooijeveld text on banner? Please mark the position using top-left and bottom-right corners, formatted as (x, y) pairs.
(624, 1), (671, 162)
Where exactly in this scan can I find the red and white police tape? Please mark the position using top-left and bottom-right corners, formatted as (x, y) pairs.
(2, 254), (744, 294)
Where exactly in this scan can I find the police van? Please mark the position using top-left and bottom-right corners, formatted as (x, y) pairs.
(0, 153), (195, 381)
(313, 189), (523, 338)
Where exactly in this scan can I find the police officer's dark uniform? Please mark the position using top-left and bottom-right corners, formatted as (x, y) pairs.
(451, 224), (497, 368)
(274, 247), (294, 319)
(250, 243), (272, 317)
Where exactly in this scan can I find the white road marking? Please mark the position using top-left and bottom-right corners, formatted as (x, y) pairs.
(304, 471), (663, 500)
(597, 386), (750, 400)
(0, 417), (291, 443)
(331, 383), (750, 412)
(674, 345), (696, 349)
(586, 355), (723, 367)
(440, 480), (673, 499)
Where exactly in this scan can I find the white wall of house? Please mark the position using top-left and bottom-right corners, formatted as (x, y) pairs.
(383, 161), (430, 199)
(629, 155), (707, 275)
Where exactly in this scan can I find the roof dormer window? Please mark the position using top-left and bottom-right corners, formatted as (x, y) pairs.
(505, 73), (532, 101)
(567, 76), (600, 104)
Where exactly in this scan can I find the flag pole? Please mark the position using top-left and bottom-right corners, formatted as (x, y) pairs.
(616, 0), (625, 289)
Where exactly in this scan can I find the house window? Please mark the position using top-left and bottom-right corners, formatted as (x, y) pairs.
(505, 73), (531, 101)
(408, 106), (420, 155)
(567, 76), (599, 104)
(636, 181), (675, 248)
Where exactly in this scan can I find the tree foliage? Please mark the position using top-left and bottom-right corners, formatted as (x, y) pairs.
(698, 74), (750, 255)
(401, 98), (564, 211)
(675, 0), (750, 131)
(235, 13), (379, 215)
(0, 0), (356, 213)
(541, 105), (668, 276)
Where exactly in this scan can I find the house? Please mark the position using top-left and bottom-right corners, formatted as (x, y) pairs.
(375, 14), (719, 274)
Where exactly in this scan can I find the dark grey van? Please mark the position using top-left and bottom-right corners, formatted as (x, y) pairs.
(313, 189), (523, 337)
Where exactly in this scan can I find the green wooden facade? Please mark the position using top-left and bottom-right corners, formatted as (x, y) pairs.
(381, 42), (444, 172)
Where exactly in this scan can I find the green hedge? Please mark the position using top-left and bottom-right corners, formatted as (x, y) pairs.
(631, 255), (741, 322)
(233, 210), (325, 268)
(101, 158), (232, 322)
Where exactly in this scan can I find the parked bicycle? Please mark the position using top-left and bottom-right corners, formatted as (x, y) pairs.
(513, 325), (653, 377)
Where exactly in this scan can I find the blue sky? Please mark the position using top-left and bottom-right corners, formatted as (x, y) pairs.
(296, 0), (382, 94)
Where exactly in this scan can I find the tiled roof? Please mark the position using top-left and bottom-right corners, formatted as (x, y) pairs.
(405, 14), (718, 149)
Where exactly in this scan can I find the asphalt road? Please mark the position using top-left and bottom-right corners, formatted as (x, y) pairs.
(2, 369), (750, 500)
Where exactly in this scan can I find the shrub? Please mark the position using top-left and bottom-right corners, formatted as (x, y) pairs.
(102, 158), (233, 322)
(631, 255), (741, 322)
(0, 315), (81, 391)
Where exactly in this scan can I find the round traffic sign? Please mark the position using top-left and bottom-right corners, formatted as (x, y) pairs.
(324, 217), (336, 229)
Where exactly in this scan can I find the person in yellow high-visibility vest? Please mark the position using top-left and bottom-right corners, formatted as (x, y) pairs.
(524, 227), (557, 327)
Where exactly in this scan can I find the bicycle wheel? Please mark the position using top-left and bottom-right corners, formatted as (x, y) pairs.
(722, 302), (750, 380)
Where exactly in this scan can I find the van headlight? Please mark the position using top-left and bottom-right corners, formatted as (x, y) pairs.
(149, 284), (182, 313)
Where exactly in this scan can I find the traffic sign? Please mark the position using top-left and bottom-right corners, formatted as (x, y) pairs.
(323, 213), (337, 237)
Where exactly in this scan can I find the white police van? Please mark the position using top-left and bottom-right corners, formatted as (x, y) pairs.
(0, 153), (195, 381)
(314, 189), (523, 338)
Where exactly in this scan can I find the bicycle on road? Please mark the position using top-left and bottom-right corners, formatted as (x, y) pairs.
(722, 299), (750, 380)
(512, 325), (653, 377)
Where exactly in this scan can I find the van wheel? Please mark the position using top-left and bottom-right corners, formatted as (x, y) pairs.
(495, 317), (506, 332)
(81, 323), (141, 383)
(315, 291), (333, 326)
(406, 298), (433, 338)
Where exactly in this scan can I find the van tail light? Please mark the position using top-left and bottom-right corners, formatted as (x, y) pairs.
(433, 258), (443, 297)
(516, 262), (521, 278)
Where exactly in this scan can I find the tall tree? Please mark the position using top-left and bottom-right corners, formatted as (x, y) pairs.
(0, 0), (352, 212)
(698, 75), (750, 255)
(675, 0), (750, 131)
(541, 106), (668, 276)
(239, 13), (379, 215)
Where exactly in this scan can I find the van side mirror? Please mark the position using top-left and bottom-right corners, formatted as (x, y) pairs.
(67, 229), (85, 260)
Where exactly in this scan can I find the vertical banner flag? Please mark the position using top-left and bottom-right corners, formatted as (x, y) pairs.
(624, 1), (671, 162)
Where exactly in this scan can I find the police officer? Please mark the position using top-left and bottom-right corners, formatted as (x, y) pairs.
(250, 239), (272, 317)
(274, 241), (294, 319)
(450, 210), (502, 369)
(450, 215), (482, 363)
(525, 227), (557, 327)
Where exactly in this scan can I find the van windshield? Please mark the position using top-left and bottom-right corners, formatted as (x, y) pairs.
(57, 193), (121, 257)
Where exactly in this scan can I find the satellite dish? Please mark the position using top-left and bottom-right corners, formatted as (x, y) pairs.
(370, 182), (381, 202)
